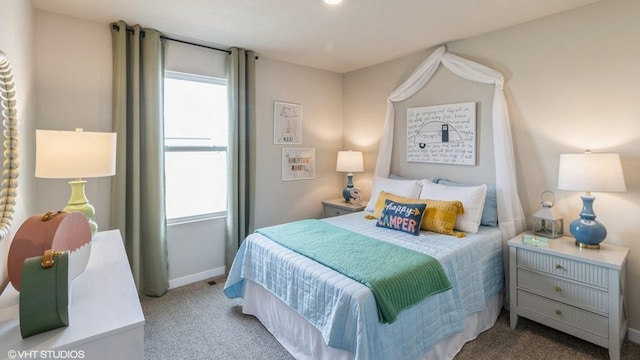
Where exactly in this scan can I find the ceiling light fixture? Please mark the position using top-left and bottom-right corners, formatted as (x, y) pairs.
(324, 0), (343, 5)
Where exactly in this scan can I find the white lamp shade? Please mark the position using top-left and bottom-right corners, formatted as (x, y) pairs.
(35, 129), (117, 179)
(336, 151), (364, 173)
(557, 152), (626, 193)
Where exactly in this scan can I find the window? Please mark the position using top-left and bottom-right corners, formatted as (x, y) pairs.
(164, 71), (228, 222)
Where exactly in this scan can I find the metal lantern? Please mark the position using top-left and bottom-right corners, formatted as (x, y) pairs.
(532, 191), (563, 239)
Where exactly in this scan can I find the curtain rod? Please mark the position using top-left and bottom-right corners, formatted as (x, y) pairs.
(161, 36), (231, 54)
(111, 23), (231, 54)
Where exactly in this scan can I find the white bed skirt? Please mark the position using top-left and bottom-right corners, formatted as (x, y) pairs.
(243, 280), (503, 360)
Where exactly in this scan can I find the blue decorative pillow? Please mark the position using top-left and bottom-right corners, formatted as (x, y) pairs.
(376, 199), (427, 236)
(435, 179), (498, 227)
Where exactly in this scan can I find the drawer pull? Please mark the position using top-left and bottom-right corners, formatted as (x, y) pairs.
(555, 286), (562, 293)
(555, 309), (562, 315)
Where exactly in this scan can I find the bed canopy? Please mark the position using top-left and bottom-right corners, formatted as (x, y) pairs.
(373, 45), (525, 241)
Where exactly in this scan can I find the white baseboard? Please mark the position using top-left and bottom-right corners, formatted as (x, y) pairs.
(168, 266), (226, 289)
(628, 327), (640, 344)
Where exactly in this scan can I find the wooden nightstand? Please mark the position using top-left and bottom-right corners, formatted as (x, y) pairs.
(508, 233), (629, 360)
(322, 198), (366, 218)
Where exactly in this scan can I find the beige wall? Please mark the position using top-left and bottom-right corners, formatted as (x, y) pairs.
(31, 11), (345, 232)
(254, 57), (344, 228)
(30, 11), (345, 285)
(344, 0), (640, 333)
(344, 51), (498, 195)
(0, 0), (36, 292)
(34, 11), (114, 228)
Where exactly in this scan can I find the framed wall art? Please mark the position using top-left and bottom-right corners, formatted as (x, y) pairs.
(406, 101), (477, 165)
(274, 101), (302, 144)
(282, 148), (315, 181)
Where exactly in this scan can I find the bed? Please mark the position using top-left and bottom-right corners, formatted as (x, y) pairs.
(222, 45), (530, 359)
(224, 177), (506, 360)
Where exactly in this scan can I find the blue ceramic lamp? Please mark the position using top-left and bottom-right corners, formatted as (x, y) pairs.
(336, 150), (364, 202)
(557, 151), (626, 249)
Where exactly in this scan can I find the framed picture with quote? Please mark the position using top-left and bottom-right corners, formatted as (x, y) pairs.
(406, 101), (477, 165)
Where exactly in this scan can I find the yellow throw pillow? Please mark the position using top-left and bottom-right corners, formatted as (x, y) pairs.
(372, 191), (464, 235)
(422, 199), (464, 235)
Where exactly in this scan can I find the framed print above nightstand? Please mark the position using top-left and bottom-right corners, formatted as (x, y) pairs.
(274, 101), (302, 144)
(282, 148), (315, 181)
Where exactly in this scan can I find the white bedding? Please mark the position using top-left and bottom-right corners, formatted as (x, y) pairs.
(224, 212), (504, 359)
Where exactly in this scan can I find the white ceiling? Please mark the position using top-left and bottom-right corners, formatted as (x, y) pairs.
(31, 0), (599, 73)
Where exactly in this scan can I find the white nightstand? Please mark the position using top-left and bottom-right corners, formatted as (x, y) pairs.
(322, 198), (366, 218)
(508, 233), (629, 360)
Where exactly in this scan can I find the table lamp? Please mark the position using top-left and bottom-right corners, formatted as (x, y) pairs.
(336, 150), (364, 202)
(35, 129), (117, 236)
(557, 150), (626, 249)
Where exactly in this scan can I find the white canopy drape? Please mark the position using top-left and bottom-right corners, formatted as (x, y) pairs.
(373, 45), (525, 241)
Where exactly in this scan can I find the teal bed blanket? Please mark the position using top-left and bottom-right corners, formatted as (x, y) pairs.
(255, 219), (452, 323)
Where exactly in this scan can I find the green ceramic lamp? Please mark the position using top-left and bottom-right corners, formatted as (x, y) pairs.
(35, 129), (117, 236)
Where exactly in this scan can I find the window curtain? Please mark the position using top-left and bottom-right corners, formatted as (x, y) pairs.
(373, 45), (526, 241)
(110, 20), (169, 296)
(226, 48), (257, 272)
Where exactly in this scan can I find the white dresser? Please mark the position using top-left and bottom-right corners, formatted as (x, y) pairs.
(0, 230), (144, 360)
(509, 233), (629, 360)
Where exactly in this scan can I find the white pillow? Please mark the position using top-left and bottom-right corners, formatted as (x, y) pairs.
(364, 176), (422, 213)
(419, 180), (487, 234)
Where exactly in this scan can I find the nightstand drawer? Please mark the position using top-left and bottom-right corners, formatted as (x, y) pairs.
(322, 199), (366, 218)
(517, 290), (608, 338)
(516, 248), (608, 288)
(517, 268), (608, 314)
(324, 205), (353, 218)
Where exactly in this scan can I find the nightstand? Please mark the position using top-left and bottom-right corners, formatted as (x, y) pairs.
(508, 233), (629, 360)
(322, 198), (366, 218)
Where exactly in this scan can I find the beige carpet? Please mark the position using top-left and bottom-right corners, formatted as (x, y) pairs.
(142, 281), (640, 359)
(456, 310), (640, 359)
